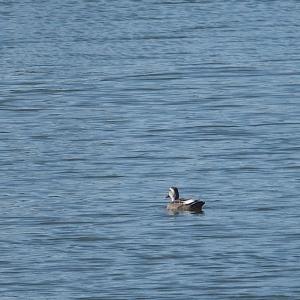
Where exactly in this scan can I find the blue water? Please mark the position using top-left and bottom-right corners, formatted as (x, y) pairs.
(1, 1), (300, 299)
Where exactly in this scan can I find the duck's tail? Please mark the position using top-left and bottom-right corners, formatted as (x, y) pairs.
(191, 200), (205, 209)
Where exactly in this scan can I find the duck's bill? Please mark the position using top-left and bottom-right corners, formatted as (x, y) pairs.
(165, 194), (170, 198)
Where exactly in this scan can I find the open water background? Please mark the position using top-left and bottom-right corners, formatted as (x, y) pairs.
(1, 1), (300, 299)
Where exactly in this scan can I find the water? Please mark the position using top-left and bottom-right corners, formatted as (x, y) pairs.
(1, 1), (300, 299)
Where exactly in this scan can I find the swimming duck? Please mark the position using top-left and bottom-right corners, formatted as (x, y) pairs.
(166, 187), (205, 212)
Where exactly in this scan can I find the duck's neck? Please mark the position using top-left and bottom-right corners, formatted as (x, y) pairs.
(170, 196), (177, 202)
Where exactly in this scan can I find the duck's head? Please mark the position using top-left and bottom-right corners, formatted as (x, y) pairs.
(166, 187), (179, 202)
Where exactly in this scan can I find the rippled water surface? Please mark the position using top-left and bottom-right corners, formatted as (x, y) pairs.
(1, 1), (300, 299)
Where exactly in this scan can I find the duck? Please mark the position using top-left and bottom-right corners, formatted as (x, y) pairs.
(166, 187), (205, 212)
